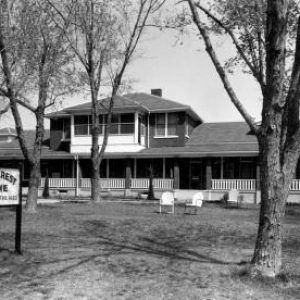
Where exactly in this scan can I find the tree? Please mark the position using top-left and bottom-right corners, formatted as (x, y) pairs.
(184, 0), (300, 277)
(49, 0), (166, 203)
(0, 0), (76, 212)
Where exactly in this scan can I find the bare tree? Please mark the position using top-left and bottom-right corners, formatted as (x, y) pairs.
(0, 0), (77, 212)
(49, 0), (166, 203)
(184, 0), (300, 277)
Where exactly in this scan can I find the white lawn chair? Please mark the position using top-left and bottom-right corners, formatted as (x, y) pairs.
(160, 191), (175, 214)
(227, 189), (239, 207)
(185, 192), (203, 214)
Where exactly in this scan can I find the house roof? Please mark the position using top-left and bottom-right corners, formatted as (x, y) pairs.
(47, 93), (202, 122)
(0, 122), (259, 160)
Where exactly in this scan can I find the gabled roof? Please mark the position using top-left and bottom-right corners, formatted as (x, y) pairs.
(47, 93), (202, 122)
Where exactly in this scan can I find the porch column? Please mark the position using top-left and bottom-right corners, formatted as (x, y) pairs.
(255, 164), (261, 204)
(220, 157), (224, 179)
(134, 112), (139, 144)
(205, 158), (212, 189)
(106, 159), (109, 178)
(174, 159), (180, 189)
(125, 160), (132, 189)
(75, 155), (79, 197)
(163, 158), (166, 178)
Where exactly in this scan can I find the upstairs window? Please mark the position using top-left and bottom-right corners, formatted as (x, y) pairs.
(74, 113), (134, 136)
(74, 115), (89, 135)
(155, 113), (178, 137)
(109, 113), (134, 135)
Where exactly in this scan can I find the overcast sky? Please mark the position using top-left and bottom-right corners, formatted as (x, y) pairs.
(1, 24), (263, 129)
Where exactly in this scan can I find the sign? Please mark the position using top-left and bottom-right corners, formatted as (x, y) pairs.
(0, 168), (20, 206)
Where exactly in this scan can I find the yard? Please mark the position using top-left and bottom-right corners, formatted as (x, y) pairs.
(0, 201), (300, 300)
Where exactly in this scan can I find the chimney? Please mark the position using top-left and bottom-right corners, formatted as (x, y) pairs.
(151, 88), (162, 97)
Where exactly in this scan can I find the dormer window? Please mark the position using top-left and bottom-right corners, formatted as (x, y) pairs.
(155, 113), (178, 137)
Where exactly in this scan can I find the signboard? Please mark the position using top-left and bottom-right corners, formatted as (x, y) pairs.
(0, 168), (20, 206)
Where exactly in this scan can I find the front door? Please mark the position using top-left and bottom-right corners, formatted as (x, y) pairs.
(190, 161), (203, 189)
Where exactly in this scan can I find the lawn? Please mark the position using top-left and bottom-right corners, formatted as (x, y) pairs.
(0, 201), (300, 300)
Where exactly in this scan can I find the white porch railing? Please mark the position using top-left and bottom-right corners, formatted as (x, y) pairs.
(80, 178), (126, 189)
(290, 179), (300, 191)
(40, 178), (76, 188)
(211, 179), (256, 191)
(130, 178), (174, 190)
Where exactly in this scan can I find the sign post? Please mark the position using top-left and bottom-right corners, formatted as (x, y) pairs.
(0, 165), (22, 254)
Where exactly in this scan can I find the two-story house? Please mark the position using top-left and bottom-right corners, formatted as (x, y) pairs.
(2, 89), (300, 203)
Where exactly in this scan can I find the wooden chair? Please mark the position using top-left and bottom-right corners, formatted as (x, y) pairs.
(185, 192), (203, 214)
(160, 191), (175, 214)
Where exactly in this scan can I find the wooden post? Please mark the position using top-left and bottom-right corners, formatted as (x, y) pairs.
(206, 158), (212, 189)
(15, 163), (23, 254)
(255, 163), (261, 204)
(125, 160), (132, 189)
(174, 159), (180, 189)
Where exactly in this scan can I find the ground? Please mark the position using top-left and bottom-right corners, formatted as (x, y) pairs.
(0, 201), (300, 300)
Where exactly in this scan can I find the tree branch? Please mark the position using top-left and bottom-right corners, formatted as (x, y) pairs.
(195, 2), (266, 93)
(187, 0), (259, 135)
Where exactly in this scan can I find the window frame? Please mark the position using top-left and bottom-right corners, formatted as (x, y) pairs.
(154, 112), (178, 137)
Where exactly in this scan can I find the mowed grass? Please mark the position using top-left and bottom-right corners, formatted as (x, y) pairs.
(0, 201), (300, 300)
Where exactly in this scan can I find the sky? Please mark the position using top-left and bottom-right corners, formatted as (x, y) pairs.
(1, 22), (263, 129)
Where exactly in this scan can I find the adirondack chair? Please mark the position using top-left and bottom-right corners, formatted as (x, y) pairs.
(159, 191), (175, 214)
(185, 192), (203, 214)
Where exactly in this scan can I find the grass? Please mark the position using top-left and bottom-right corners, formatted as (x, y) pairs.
(0, 201), (300, 299)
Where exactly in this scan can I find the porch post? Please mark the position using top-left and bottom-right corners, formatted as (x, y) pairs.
(205, 158), (212, 189)
(163, 158), (166, 178)
(174, 159), (180, 189)
(134, 112), (139, 144)
(106, 159), (109, 178)
(125, 160), (132, 189)
(220, 157), (224, 179)
(133, 158), (137, 178)
(75, 155), (79, 197)
(255, 163), (261, 204)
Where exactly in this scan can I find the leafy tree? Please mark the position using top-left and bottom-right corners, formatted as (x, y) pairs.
(183, 0), (300, 277)
(0, 0), (77, 212)
(49, 0), (166, 203)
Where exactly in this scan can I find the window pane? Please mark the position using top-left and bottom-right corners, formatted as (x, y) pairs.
(75, 124), (89, 135)
(156, 125), (165, 136)
(110, 124), (119, 134)
(74, 115), (88, 125)
(167, 124), (177, 135)
(111, 114), (119, 123)
(121, 113), (134, 123)
(156, 113), (165, 125)
(121, 123), (134, 134)
(168, 113), (177, 124)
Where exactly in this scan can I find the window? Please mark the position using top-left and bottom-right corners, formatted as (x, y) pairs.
(74, 115), (89, 135)
(109, 113), (134, 135)
(74, 113), (134, 136)
(155, 113), (178, 137)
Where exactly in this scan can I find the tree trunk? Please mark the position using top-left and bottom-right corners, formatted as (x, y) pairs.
(25, 160), (40, 213)
(91, 134), (101, 203)
(251, 138), (291, 277)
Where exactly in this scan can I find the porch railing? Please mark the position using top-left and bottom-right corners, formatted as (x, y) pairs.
(211, 179), (256, 191)
(40, 177), (173, 190)
(290, 179), (300, 191)
(130, 178), (174, 190)
(80, 178), (126, 189)
(40, 178), (76, 188)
